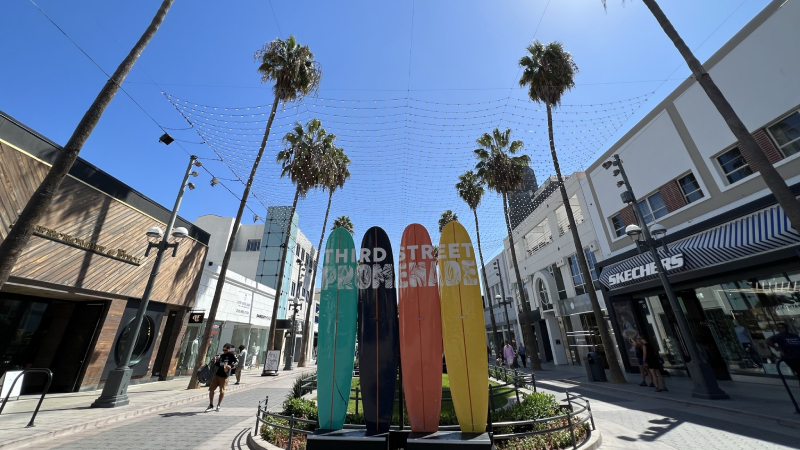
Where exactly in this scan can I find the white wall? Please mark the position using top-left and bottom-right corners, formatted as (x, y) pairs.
(675, 0), (800, 166)
(194, 215), (234, 265)
(193, 263), (276, 328)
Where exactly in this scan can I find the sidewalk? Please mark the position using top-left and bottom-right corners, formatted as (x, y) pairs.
(0, 363), (315, 450)
(502, 360), (800, 429)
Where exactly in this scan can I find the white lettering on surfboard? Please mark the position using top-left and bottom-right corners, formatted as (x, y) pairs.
(438, 242), (478, 287)
(398, 245), (438, 288)
(356, 263), (395, 289)
(322, 262), (356, 290)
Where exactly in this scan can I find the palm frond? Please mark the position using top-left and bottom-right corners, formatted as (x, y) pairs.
(255, 35), (322, 104)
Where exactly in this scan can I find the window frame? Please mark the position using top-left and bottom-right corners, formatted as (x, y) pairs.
(716, 146), (754, 184)
(611, 214), (625, 237)
(537, 279), (550, 309)
(677, 173), (704, 204)
(767, 110), (800, 158)
(638, 192), (668, 224)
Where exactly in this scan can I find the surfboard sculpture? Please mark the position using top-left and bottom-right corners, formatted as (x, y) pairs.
(438, 221), (489, 433)
(398, 224), (443, 433)
(316, 227), (358, 431)
(358, 226), (399, 434)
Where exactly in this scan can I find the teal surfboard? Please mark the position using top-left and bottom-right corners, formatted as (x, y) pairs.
(316, 227), (358, 430)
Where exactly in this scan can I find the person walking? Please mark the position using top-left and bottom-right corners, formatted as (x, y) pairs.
(511, 339), (520, 368)
(503, 341), (516, 368)
(206, 343), (238, 412)
(767, 322), (800, 387)
(517, 343), (527, 368)
(640, 337), (667, 392)
(631, 338), (653, 387)
(234, 344), (247, 385)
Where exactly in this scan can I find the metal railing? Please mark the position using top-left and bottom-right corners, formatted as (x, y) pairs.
(776, 359), (800, 414)
(0, 368), (54, 428)
(257, 368), (594, 449)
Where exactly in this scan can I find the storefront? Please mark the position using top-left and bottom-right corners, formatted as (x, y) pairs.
(0, 111), (209, 392)
(600, 203), (800, 383)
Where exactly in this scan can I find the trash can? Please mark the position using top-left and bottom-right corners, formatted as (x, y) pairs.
(585, 352), (607, 382)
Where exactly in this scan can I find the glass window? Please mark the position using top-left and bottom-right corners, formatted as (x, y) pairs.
(768, 111), (800, 157)
(291, 282), (296, 296)
(537, 279), (551, 311)
(547, 263), (568, 300)
(678, 173), (704, 204)
(638, 192), (668, 224)
(717, 147), (754, 184)
(611, 214), (625, 238)
(245, 239), (261, 252)
(584, 248), (599, 281)
(567, 254), (586, 296)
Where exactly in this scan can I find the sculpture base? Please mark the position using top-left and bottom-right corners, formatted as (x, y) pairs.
(406, 431), (492, 450)
(306, 429), (388, 450)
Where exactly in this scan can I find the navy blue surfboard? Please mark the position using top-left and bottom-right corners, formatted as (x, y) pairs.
(358, 226), (399, 434)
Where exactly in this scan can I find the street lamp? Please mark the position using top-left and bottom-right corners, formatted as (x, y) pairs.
(603, 154), (728, 399)
(284, 259), (306, 370)
(92, 155), (201, 408)
(495, 294), (514, 343)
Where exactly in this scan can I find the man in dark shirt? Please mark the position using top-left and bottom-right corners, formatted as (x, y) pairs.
(767, 322), (800, 386)
(206, 343), (238, 412)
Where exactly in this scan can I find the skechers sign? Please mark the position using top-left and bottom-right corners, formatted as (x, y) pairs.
(606, 254), (684, 287)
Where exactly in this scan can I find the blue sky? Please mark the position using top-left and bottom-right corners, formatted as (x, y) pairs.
(0, 0), (773, 280)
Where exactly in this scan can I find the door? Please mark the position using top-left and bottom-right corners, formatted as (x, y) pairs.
(49, 302), (106, 392)
(152, 310), (177, 377)
(539, 320), (553, 362)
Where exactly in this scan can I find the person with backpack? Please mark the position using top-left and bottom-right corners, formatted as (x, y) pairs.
(206, 343), (237, 412)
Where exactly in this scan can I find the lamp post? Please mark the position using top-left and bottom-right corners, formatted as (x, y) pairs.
(603, 154), (728, 399)
(284, 259), (305, 370)
(92, 155), (201, 408)
(495, 294), (513, 343)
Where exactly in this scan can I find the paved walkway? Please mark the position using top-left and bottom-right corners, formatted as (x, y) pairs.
(0, 364), (314, 449)
(498, 360), (800, 429)
(489, 364), (800, 449)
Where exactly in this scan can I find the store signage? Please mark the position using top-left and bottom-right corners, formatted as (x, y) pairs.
(607, 254), (684, 286)
(14, 221), (143, 265)
(188, 312), (205, 324)
(256, 314), (268, 319)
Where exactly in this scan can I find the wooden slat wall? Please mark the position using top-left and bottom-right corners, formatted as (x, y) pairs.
(80, 299), (127, 389)
(0, 141), (208, 307)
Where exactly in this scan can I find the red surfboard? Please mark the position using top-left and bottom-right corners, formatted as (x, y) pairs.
(398, 224), (443, 433)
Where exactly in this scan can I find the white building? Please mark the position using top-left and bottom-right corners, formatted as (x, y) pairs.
(483, 252), (523, 357)
(580, 0), (800, 385)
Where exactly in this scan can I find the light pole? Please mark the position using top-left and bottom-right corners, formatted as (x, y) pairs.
(284, 259), (305, 370)
(603, 154), (728, 399)
(495, 294), (513, 343)
(92, 155), (201, 408)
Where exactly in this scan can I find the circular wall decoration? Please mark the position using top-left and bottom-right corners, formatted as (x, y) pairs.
(114, 315), (155, 366)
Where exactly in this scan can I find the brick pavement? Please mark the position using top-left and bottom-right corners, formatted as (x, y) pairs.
(0, 364), (311, 449)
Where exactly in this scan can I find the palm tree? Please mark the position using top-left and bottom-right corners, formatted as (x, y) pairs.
(456, 171), (502, 356)
(601, 0), (800, 233)
(438, 210), (459, 233)
(0, 0), (175, 291)
(332, 216), (354, 234)
(519, 40), (625, 382)
(474, 128), (542, 371)
(189, 35), (321, 389)
(298, 142), (351, 367)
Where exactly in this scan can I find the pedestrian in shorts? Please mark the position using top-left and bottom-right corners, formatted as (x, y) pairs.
(235, 344), (247, 385)
(207, 343), (238, 412)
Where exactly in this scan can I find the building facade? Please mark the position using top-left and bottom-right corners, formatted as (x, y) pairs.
(483, 252), (523, 357)
(585, 0), (800, 385)
(0, 110), (209, 393)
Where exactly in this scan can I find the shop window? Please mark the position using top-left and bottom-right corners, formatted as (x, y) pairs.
(611, 214), (625, 237)
(767, 111), (800, 157)
(717, 147), (753, 184)
(678, 173), (704, 204)
(638, 192), (667, 224)
(114, 315), (155, 366)
(245, 239), (261, 252)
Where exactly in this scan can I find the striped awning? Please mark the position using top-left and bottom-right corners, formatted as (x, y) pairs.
(599, 205), (800, 290)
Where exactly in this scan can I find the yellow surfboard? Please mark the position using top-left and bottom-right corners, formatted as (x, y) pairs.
(438, 221), (488, 433)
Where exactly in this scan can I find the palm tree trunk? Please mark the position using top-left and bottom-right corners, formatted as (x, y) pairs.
(501, 192), (542, 371)
(297, 190), (333, 367)
(641, 0), (800, 231)
(474, 209), (501, 358)
(265, 186), (302, 353)
(546, 104), (626, 384)
(187, 95), (280, 389)
(0, 0), (174, 290)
